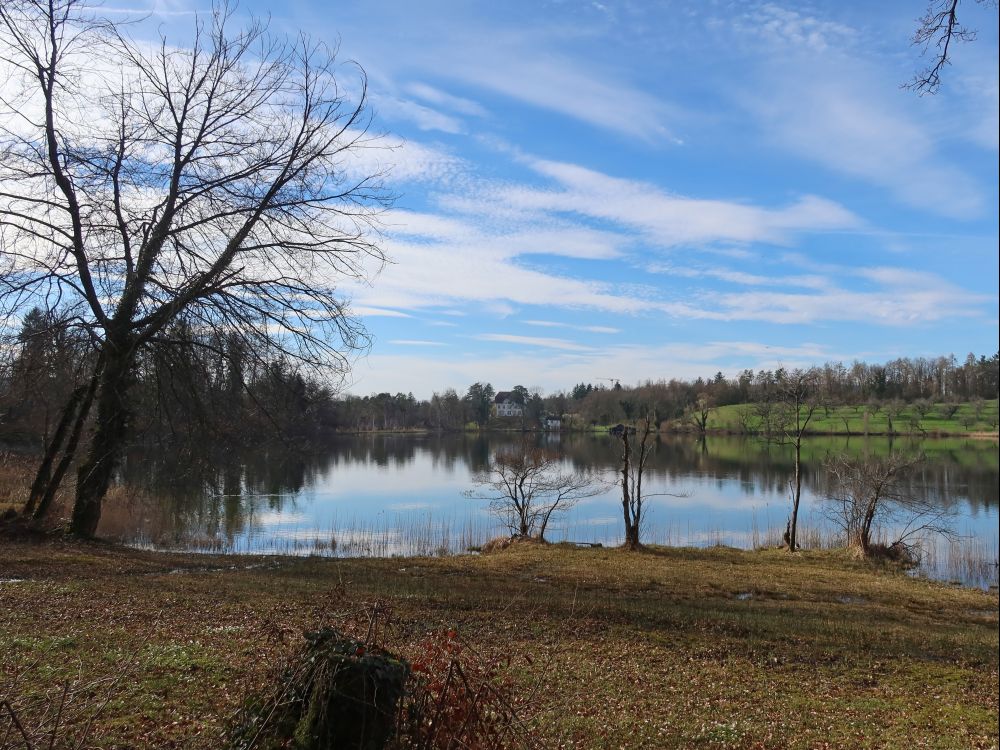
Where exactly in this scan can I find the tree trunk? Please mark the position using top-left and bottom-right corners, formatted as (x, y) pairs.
(71, 342), (133, 537)
(859, 500), (878, 555)
(787, 440), (802, 551)
(34, 373), (99, 521)
(23, 385), (86, 516)
(620, 432), (640, 550)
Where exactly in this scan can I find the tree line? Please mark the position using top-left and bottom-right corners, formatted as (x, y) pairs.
(4, 307), (996, 452)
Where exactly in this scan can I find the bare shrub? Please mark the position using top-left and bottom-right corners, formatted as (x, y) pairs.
(467, 443), (606, 541)
(823, 453), (955, 560)
(396, 629), (535, 749)
(0, 648), (137, 749)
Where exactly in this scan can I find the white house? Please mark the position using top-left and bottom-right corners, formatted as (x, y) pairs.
(494, 391), (524, 418)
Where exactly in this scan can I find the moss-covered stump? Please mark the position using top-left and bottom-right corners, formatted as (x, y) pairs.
(236, 628), (409, 750)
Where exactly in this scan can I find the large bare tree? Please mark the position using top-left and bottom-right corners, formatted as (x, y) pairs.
(0, 1), (389, 536)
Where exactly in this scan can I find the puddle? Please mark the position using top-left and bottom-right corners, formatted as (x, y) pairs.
(836, 595), (867, 605)
(966, 609), (998, 618)
(165, 562), (280, 576)
(0, 578), (26, 584)
(735, 592), (753, 601)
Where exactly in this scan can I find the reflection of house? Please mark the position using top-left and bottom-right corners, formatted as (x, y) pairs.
(543, 415), (561, 431)
(494, 391), (523, 418)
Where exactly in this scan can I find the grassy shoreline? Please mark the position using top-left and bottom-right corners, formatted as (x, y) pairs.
(1, 538), (997, 748)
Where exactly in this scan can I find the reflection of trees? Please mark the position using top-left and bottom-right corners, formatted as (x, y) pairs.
(102, 434), (997, 549)
(108, 443), (336, 546)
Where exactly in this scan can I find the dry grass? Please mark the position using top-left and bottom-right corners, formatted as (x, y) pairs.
(1, 538), (997, 749)
(0, 453), (33, 515)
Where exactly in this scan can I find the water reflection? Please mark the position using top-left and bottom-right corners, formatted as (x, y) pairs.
(98, 434), (998, 587)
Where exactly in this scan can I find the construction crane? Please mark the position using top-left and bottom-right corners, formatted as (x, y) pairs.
(597, 377), (622, 390)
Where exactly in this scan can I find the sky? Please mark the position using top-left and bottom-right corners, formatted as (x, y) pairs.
(110, 0), (998, 398)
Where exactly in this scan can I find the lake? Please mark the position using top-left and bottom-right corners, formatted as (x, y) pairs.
(98, 433), (999, 589)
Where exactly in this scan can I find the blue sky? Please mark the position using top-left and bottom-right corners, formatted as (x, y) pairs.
(124, 1), (997, 397)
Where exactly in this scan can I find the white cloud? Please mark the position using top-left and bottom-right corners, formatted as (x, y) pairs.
(405, 82), (489, 118)
(346, 22), (684, 142)
(501, 159), (860, 247)
(723, 5), (988, 219)
(712, 286), (983, 325)
(342, 148), (981, 328)
(350, 306), (413, 318)
(374, 95), (466, 134)
(524, 320), (621, 334)
(648, 264), (830, 291)
(343, 138), (467, 186)
(472, 334), (594, 352)
(347, 340), (851, 398)
(749, 76), (985, 219)
(734, 4), (855, 53)
(445, 51), (680, 142)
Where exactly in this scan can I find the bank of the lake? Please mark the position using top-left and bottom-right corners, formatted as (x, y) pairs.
(1, 538), (996, 749)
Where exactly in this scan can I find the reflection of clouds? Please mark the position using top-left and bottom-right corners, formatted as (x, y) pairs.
(116, 435), (995, 587)
(573, 477), (790, 513)
(575, 516), (619, 526)
(253, 510), (309, 526)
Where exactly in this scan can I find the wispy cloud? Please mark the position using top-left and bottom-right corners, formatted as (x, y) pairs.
(343, 142), (983, 327)
(472, 334), (594, 352)
(341, 16), (684, 141)
(351, 306), (413, 318)
(724, 5), (987, 218)
(524, 320), (621, 334)
(347, 339), (855, 397)
(495, 158), (860, 247)
(405, 83), (489, 118)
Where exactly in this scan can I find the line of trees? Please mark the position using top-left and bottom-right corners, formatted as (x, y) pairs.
(3, 327), (998, 452)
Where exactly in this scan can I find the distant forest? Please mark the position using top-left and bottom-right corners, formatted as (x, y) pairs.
(1, 307), (997, 449)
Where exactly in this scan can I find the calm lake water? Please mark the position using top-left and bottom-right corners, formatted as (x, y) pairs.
(99, 433), (999, 589)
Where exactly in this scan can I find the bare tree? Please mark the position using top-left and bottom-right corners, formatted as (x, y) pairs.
(939, 402), (960, 420)
(906, 0), (998, 94)
(751, 399), (776, 436)
(0, 1), (389, 535)
(839, 403), (858, 436)
(686, 392), (713, 435)
(736, 405), (759, 435)
(884, 399), (907, 435)
(611, 416), (679, 550)
(823, 453), (953, 559)
(765, 369), (822, 552)
(467, 443), (606, 541)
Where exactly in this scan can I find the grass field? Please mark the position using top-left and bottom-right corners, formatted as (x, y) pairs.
(705, 399), (1000, 436)
(1, 538), (997, 749)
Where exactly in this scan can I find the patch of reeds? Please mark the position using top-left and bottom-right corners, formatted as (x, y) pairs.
(96, 485), (998, 591)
